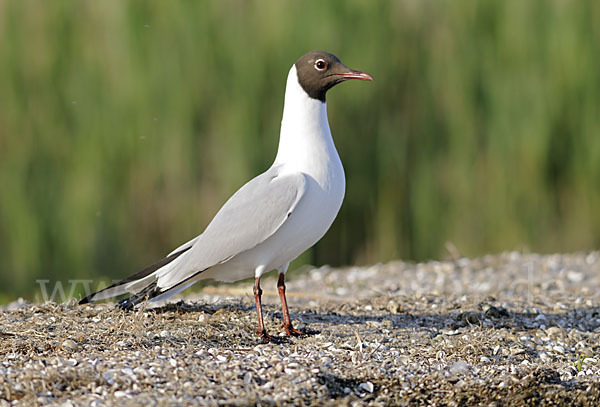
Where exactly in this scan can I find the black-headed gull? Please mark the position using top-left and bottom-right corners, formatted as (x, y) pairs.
(80, 51), (373, 342)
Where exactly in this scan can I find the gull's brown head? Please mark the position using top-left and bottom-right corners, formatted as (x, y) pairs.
(294, 51), (373, 102)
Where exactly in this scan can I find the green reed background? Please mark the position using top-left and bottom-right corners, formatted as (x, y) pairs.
(1, 1), (600, 302)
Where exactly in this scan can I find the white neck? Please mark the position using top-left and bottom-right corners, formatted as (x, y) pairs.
(274, 66), (343, 184)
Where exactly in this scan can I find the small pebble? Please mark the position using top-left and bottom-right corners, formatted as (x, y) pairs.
(359, 382), (374, 393)
(62, 339), (79, 352)
(243, 372), (252, 385)
(449, 361), (470, 375)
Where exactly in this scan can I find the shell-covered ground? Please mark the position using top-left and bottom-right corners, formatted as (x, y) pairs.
(1, 252), (600, 406)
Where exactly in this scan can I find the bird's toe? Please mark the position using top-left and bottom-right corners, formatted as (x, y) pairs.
(284, 325), (319, 337)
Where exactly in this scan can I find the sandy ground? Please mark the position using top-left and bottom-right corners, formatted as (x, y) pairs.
(1, 251), (600, 406)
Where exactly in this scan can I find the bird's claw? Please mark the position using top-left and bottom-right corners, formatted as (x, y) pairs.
(284, 325), (319, 337)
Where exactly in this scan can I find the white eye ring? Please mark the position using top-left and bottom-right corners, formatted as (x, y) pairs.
(314, 59), (327, 71)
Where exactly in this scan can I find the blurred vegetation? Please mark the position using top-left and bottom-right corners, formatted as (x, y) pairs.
(1, 0), (600, 302)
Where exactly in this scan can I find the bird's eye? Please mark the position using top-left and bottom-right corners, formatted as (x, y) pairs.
(314, 59), (327, 71)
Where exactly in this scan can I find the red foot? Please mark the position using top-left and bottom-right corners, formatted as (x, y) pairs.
(283, 325), (319, 337)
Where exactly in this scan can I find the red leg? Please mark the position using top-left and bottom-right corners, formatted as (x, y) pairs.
(254, 277), (286, 343)
(277, 273), (315, 337)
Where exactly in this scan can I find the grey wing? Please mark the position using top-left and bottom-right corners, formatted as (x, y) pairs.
(156, 168), (307, 289)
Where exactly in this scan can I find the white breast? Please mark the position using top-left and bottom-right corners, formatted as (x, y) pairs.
(266, 65), (346, 268)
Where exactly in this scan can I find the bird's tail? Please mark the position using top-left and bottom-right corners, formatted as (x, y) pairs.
(79, 246), (192, 306)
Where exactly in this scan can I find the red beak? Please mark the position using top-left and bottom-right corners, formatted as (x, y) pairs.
(337, 70), (373, 81)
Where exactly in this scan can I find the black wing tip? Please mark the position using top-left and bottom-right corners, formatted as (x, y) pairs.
(79, 295), (93, 305)
(115, 281), (160, 311)
(77, 246), (191, 308)
(117, 298), (135, 311)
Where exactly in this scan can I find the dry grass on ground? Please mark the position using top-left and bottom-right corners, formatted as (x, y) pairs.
(1, 252), (600, 406)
